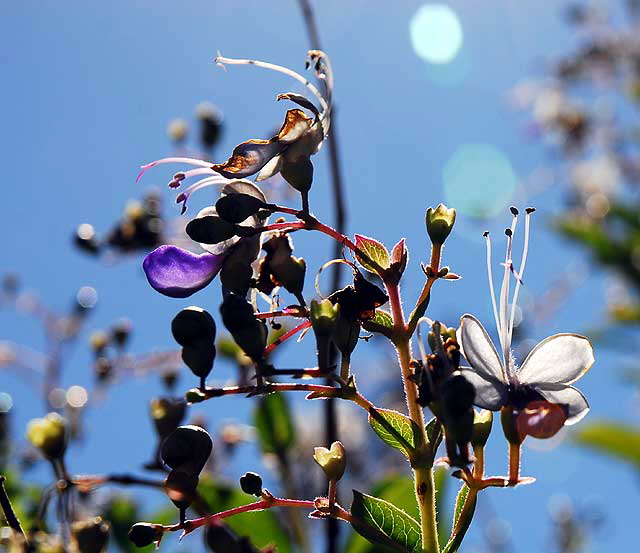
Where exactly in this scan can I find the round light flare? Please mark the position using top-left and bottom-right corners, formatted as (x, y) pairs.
(443, 144), (518, 218)
(410, 4), (463, 64)
(67, 385), (88, 409)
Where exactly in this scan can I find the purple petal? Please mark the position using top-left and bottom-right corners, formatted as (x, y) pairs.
(143, 245), (224, 298)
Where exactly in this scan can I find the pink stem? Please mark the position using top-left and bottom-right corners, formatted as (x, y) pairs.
(264, 321), (311, 355)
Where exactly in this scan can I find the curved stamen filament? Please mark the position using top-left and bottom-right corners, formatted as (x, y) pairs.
(508, 208), (535, 346)
(136, 157), (213, 183)
(175, 175), (235, 212)
(215, 54), (329, 115)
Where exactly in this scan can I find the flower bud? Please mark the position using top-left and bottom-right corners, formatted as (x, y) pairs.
(89, 331), (109, 354)
(310, 300), (340, 337)
(161, 425), (212, 476)
(26, 413), (67, 460)
(470, 409), (493, 448)
(111, 319), (132, 348)
(313, 441), (346, 481)
(71, 517), (110, 553)
(332, 316), (360, 360)
(150, 398), (186, 439)
(425, 204), (456, 246)
(128, 523), (163, 548)
(500, 406), (522, 445)
(239, 472), (263, 497)
(164, 470), (199, 511)
(220, 255), (253, 296)
(215, 193), (266, 224)
(441, 372), (475, 418)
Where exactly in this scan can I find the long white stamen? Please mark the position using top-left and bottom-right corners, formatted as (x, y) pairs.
(508, 208), (535, 346)
(136, 157), (212, 183)
(484, 231), (503, 354)
(500, 209), (519, 373)
(175, 175), (235, 212)
(215, 54), (329, 116)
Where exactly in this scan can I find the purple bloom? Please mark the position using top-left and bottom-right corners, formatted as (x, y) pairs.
(143, 245), (224, 298)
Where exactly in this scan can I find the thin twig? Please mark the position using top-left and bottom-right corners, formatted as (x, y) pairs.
(0, 475), (28, 548)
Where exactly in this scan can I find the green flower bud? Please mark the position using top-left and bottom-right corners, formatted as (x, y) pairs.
(185, 388), (207, 404)
(150, 398), (186, 439)
(71, 517), (110, 553)
(215, 193), (266, 224)
(313, 441), (346, 481)
(310, 299), (340, 337)
(239, 472), (263, 497)
(26, 413), (67, 460)
(470, 409), (493, 448)
(128, 523), (163, 548)
(425, 204), (456, 246)
(161, 425), (212, 476)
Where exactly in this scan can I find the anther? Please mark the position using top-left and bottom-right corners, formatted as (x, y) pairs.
(483, 231), (490, 237)
(525, 207), (536, 214)
(510, 206), (519, 216)
(505, 229), (513, 237)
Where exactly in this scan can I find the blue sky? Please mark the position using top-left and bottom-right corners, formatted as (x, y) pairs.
(1, 1), (636, 552)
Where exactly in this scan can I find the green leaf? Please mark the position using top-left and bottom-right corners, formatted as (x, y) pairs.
(345, 476), (416, 553)
(369, 408), (423, 460)
(574, 420), (640, 467)
(355, 234), (390, 274)
(198, 477), (291, 553)
(351, 490), (422, 553)
(425, 417), (443, 458)
(442, 484), (476, 553)
(362, 309), (394, 337)
(434, 467), (450, 548)
(253, 392), (295, 454)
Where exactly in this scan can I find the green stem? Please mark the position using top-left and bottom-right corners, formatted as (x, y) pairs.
(386, 282), (438, 553)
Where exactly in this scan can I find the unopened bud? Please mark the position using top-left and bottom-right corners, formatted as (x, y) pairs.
(150, 398), (186, 439)
(128, 523), (163, 548)
(216, 193), (266, 224)
(313, 441), (346, 481)
(470, 409), (493, 448)
(161, 425), (212, 476)
(239, 472), (263, 497)
(281, 157), (313, 193)
(425, 204), (456, 246)
(26, 413), (67, 460)
(185, 216), (238, 245)
(310, 299), (340, 337)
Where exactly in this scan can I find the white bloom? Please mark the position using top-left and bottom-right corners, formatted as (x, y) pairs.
(457, 208), (594, 426)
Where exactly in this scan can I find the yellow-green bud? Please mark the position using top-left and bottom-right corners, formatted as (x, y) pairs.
(470, 409), (493, 448)
(313, 441), (346, 481)
(310, 299), (340, 337)
(425, 204), (456, 245)
(26, 413), (67, 460)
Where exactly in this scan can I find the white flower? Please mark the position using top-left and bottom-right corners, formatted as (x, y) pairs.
(457, 208), (594, 427)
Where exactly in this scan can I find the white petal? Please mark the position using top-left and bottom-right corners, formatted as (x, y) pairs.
(459, 369), (508, 411)
(457, 314), (506, 383)
(538, 385), (589, 425)
(256, 155), (283, 181)
(221, 179), (267, 203)
(517, 334), (594, 386)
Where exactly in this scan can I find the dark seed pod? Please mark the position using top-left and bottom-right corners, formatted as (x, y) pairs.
(161, 425), (213, 476)
(181, 342), (216, 379)
(281, 158), (313, 193)
(128, 523), (163, 548)
(186, 216), (238, 245)
(171, 307), (217, 347)
(220, 294), (267, 362)
(150, 398), (187, 439)
(216, 194), (266, 224)
(164, 470), (199, 511)
(239, 472), (263, 497)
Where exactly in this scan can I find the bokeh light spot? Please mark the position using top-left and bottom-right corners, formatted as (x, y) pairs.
(410, 4), (463, 64)
(67, 385), (88, 408)
(443, 144), (517, 218)
(0, 393), (13, 413)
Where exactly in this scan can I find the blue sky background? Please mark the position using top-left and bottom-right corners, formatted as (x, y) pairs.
(1, 1), (637, 552)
